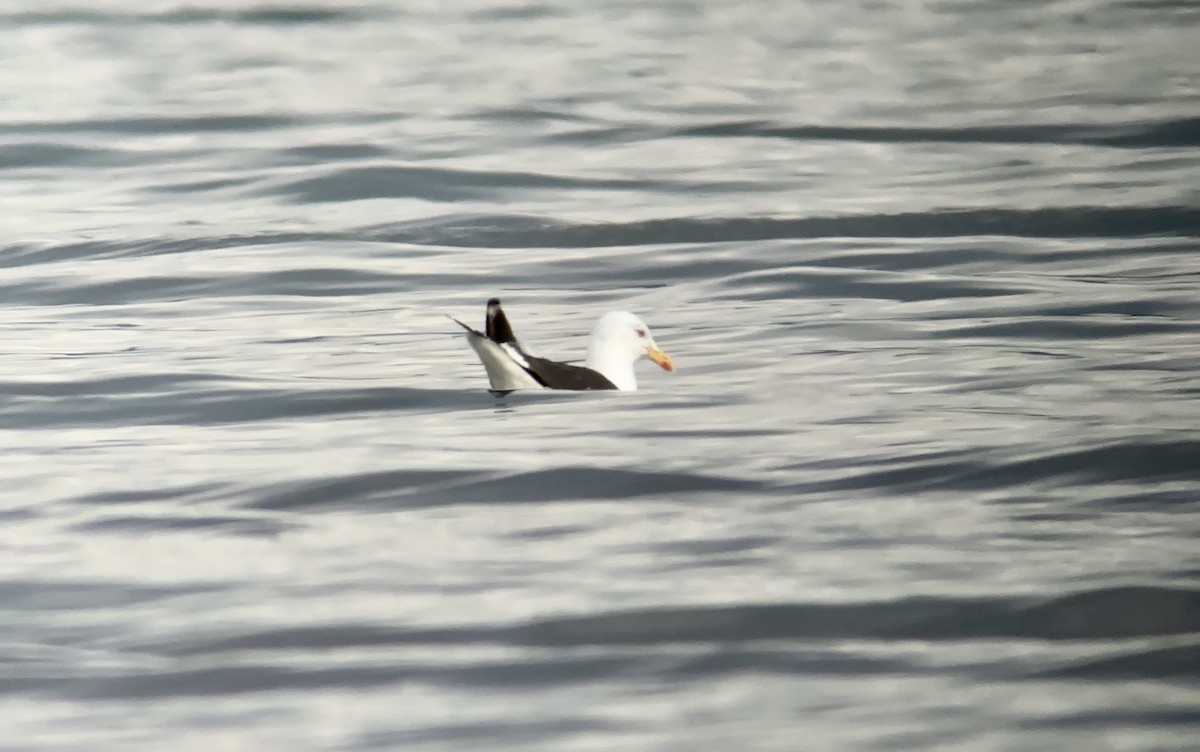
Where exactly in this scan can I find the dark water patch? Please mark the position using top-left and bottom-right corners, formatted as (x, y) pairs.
(789, 452), (982, 494)
(982, 299), (1185, 320)
(249, 466), (762, 511)
(25, 653), (682, 701)
(73, 514), (291, 538)
(40, 663), (406, 700)
(414, 467), (762, 506)
(1, 267), (410, 305)
(1089, 489), (1199, 512)
(429, 650), (915, 690)
(2, 6), (374, 27)
(0, 505), (39, 523)
(163, 623), (433, 657)
(1017, 588), (1200, 640)
(0, 143), (142, 170)
(806, 244), (1017, 272)
(69, 481), (228, 507)
(664, 647), (917, 680)
(0, 580), (214, 611)
(933, 316), (1193, 340)
(0, 373), (234, 398)
(163, 587), (1200, 658)
(357, 717), (618, 751)
(1034, 239), (1200, 266)
(131, 589), (1200, 699)
(500, 523), (593, 541)
(260, 335), (330, 345)
(517, 587), (1200, 646)
(271, 164), (666, 203)
(470, 4), (564, 22)
(798, 440), (1200, 495)
(370, 206), (1200, 250)
(1117, 0), (1200, 15)
(467, 106), (591, 125)
(247, 469), (474, 512)
(1, 274), (226, 306)
(436, 244), (758, 290)
(1036, 643), (1200, 681)
(149, 176), (257, 194)
(633, 427), (794, 440)
(237, 267), (411, 297)
(196, 7), (370, 25)
(651, 535), (778, 559)
(157, 630), (908, 685)
(999, 521), (1101, 543)
(673, 117), (1200, 149)
(547, 122), (657, 146)
(1022, 439), (1197, 489)
(1, 387), (474, 429)
(429, 655), (643, 689)
(0, 114), (300, 137)
(714, 267), (1019, 302)
(0, 231), (362, 268)
(274, 142), (394, 165)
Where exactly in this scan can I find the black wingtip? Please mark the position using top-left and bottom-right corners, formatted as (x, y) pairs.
(447, 314), (478, 335)
(484, 298), (517, 344)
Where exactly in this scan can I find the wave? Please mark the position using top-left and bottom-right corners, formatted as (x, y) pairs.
(364, 207), (1200, 248)
(789, 440), (1200, 495)
(670, 117), (1200, 149)
(122, 586), (1200, 656)
(6, 205), (1194, 276)
(246, 466), (764, 511)
(0, 384), (475, 429)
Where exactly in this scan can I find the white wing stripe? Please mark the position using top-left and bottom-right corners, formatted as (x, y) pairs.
(500, 343), (530, 369)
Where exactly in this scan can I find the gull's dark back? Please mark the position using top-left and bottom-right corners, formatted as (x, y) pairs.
(476, 298), (617, 390)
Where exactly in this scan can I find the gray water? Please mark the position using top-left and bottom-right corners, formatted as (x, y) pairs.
(3, 1), (1199, 750)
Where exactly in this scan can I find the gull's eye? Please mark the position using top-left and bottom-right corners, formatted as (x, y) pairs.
(636, 328), (647, 338)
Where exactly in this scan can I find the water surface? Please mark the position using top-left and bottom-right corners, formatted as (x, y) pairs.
(2, 1), (1198, 750)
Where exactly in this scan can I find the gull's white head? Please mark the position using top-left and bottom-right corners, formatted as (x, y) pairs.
(584, 311), (675, 391)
